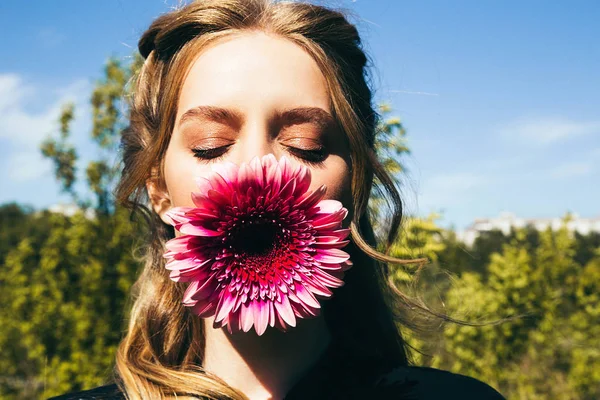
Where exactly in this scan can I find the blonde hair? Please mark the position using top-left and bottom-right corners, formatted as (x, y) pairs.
(115, 0), (443, 398)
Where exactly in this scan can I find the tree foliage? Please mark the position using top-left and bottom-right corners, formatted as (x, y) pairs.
(0, 208), (140, 398)
(431, 218), (600, 399)
(0, 54), (144, 399)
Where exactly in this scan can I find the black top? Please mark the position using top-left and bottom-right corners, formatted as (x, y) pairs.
(49, 342), (505, 400)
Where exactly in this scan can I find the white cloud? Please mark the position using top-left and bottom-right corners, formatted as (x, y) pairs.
(0, 73), (90, 182)
(498, 116), (600, 146)
(548, 161), (593, 179)
(0, 74), (35, 112)
(417, 172), (487, 209)
(424, 172), (486, 191)
(38, 28), (66, 48)
(7, 151), (52, 181)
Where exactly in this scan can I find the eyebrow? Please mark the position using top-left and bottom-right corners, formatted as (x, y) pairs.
(178, 105), (336, 131)
(179, 105), (243, 128)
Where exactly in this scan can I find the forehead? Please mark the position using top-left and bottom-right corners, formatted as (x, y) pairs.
(177, 32), (331, 116)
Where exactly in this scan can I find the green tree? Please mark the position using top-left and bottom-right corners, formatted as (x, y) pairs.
(0, 203), (34, 265)
(388, 213), (451, 366)
(436, 229), (480, 276)
(567, 250), (600, 398)
(41, 54), (143, 213)
(368, 103), (411, 237)
(436, 215), (600, 399)
(389, 213), (445, 284)
(373, 103), (410, 176)
(0, 54), (144, 399)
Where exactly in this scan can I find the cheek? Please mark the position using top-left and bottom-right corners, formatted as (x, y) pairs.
(163, 146), (210, 208)
(164, 146), (353, 212)
(310, 160), (352, 204)
(315, 164), (353, 228)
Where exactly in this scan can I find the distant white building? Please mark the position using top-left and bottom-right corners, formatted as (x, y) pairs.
(457, 211), (600, 246)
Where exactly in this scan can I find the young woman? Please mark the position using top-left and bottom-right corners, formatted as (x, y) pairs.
(51, 0), (505, 399)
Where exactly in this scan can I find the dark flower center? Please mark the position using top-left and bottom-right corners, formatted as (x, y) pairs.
(233, 221), (281, 256)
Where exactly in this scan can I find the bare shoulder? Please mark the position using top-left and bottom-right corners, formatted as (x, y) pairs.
(373, 365), (506, 400)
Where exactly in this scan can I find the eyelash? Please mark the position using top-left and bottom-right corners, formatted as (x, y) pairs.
(191, 145), (230, 162)
(191, 145), (327, 165)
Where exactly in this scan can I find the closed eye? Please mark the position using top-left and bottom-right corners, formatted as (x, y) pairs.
(191, 144), (327, 166)
(191, 144), (232, 162)
(285, 146), (327, 165)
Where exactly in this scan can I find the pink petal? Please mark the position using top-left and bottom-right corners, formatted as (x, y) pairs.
(313, 220), (344, 231)
(315, 199), (343, 214)
(207, 189), (230, 206)
(177, 222), (222, 237)
(268, 301), (276, 327)
(312, 268), (345, 288)
(211, 161), (239, 184)
(294, 284), (320, 309)
(240, 301), (254, 333)
(293, 302), (320, 318)
(318, 228), (351, 241)
(264, 156), (281, 195)
(249, 156), (265, 188)
(278, 156), (293, 181)
(238, 163), (254, 195)
(193, 177), (214, 198)
(215, 293), (237, 323)
(302, 277), (333, 297)
(254, 300), (269, 336)
(188, 275), (218, 301)
(162, 153), (354, 333)
(314, 248), (351, 264)
(297, 185), (326, 210)
(314, 235), (345, 244)
(274, 294), (296, 327)
(312, 209), (348, 228)
(169, 269), (208, 283)
(278, 178), (296, 200)
(164, 235), (197, 252)
(190, 193), (214, 209)
(313, 240), (350, 249)
(193, 301), (217, 318)
(293, 166), (311, 195)
(222, 308), (241, 333)
(163, 207), (194, 225)
(165, 257), (210, 271)
(182, 280), (202, 305)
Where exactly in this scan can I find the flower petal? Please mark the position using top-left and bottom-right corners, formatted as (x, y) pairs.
(314, 248), (350, 264)
(293, 283), (320, 309)
(177, 222), (222, 237)
(254, 300), (269, 336)
(312, 268), (345, 288)
(162, 153), (352, 334)
(315, 199), (343, 214)
(215, 293), (237, 324)
(240, 301), (254, 333)
(274, 293), (296, 328)
(297, 185), (326, 210)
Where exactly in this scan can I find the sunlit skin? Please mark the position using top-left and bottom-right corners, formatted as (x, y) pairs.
(147, 32), (353, 400)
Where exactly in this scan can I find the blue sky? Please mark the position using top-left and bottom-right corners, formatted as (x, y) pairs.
(1, 0), (598, 230)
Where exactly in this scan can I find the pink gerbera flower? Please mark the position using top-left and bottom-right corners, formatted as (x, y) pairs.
(163, 154), (352, 335)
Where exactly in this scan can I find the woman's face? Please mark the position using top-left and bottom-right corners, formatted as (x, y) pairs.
(157, 32), (352, 222)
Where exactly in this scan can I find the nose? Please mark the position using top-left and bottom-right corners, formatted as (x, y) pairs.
(238, 118), (278, 164)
